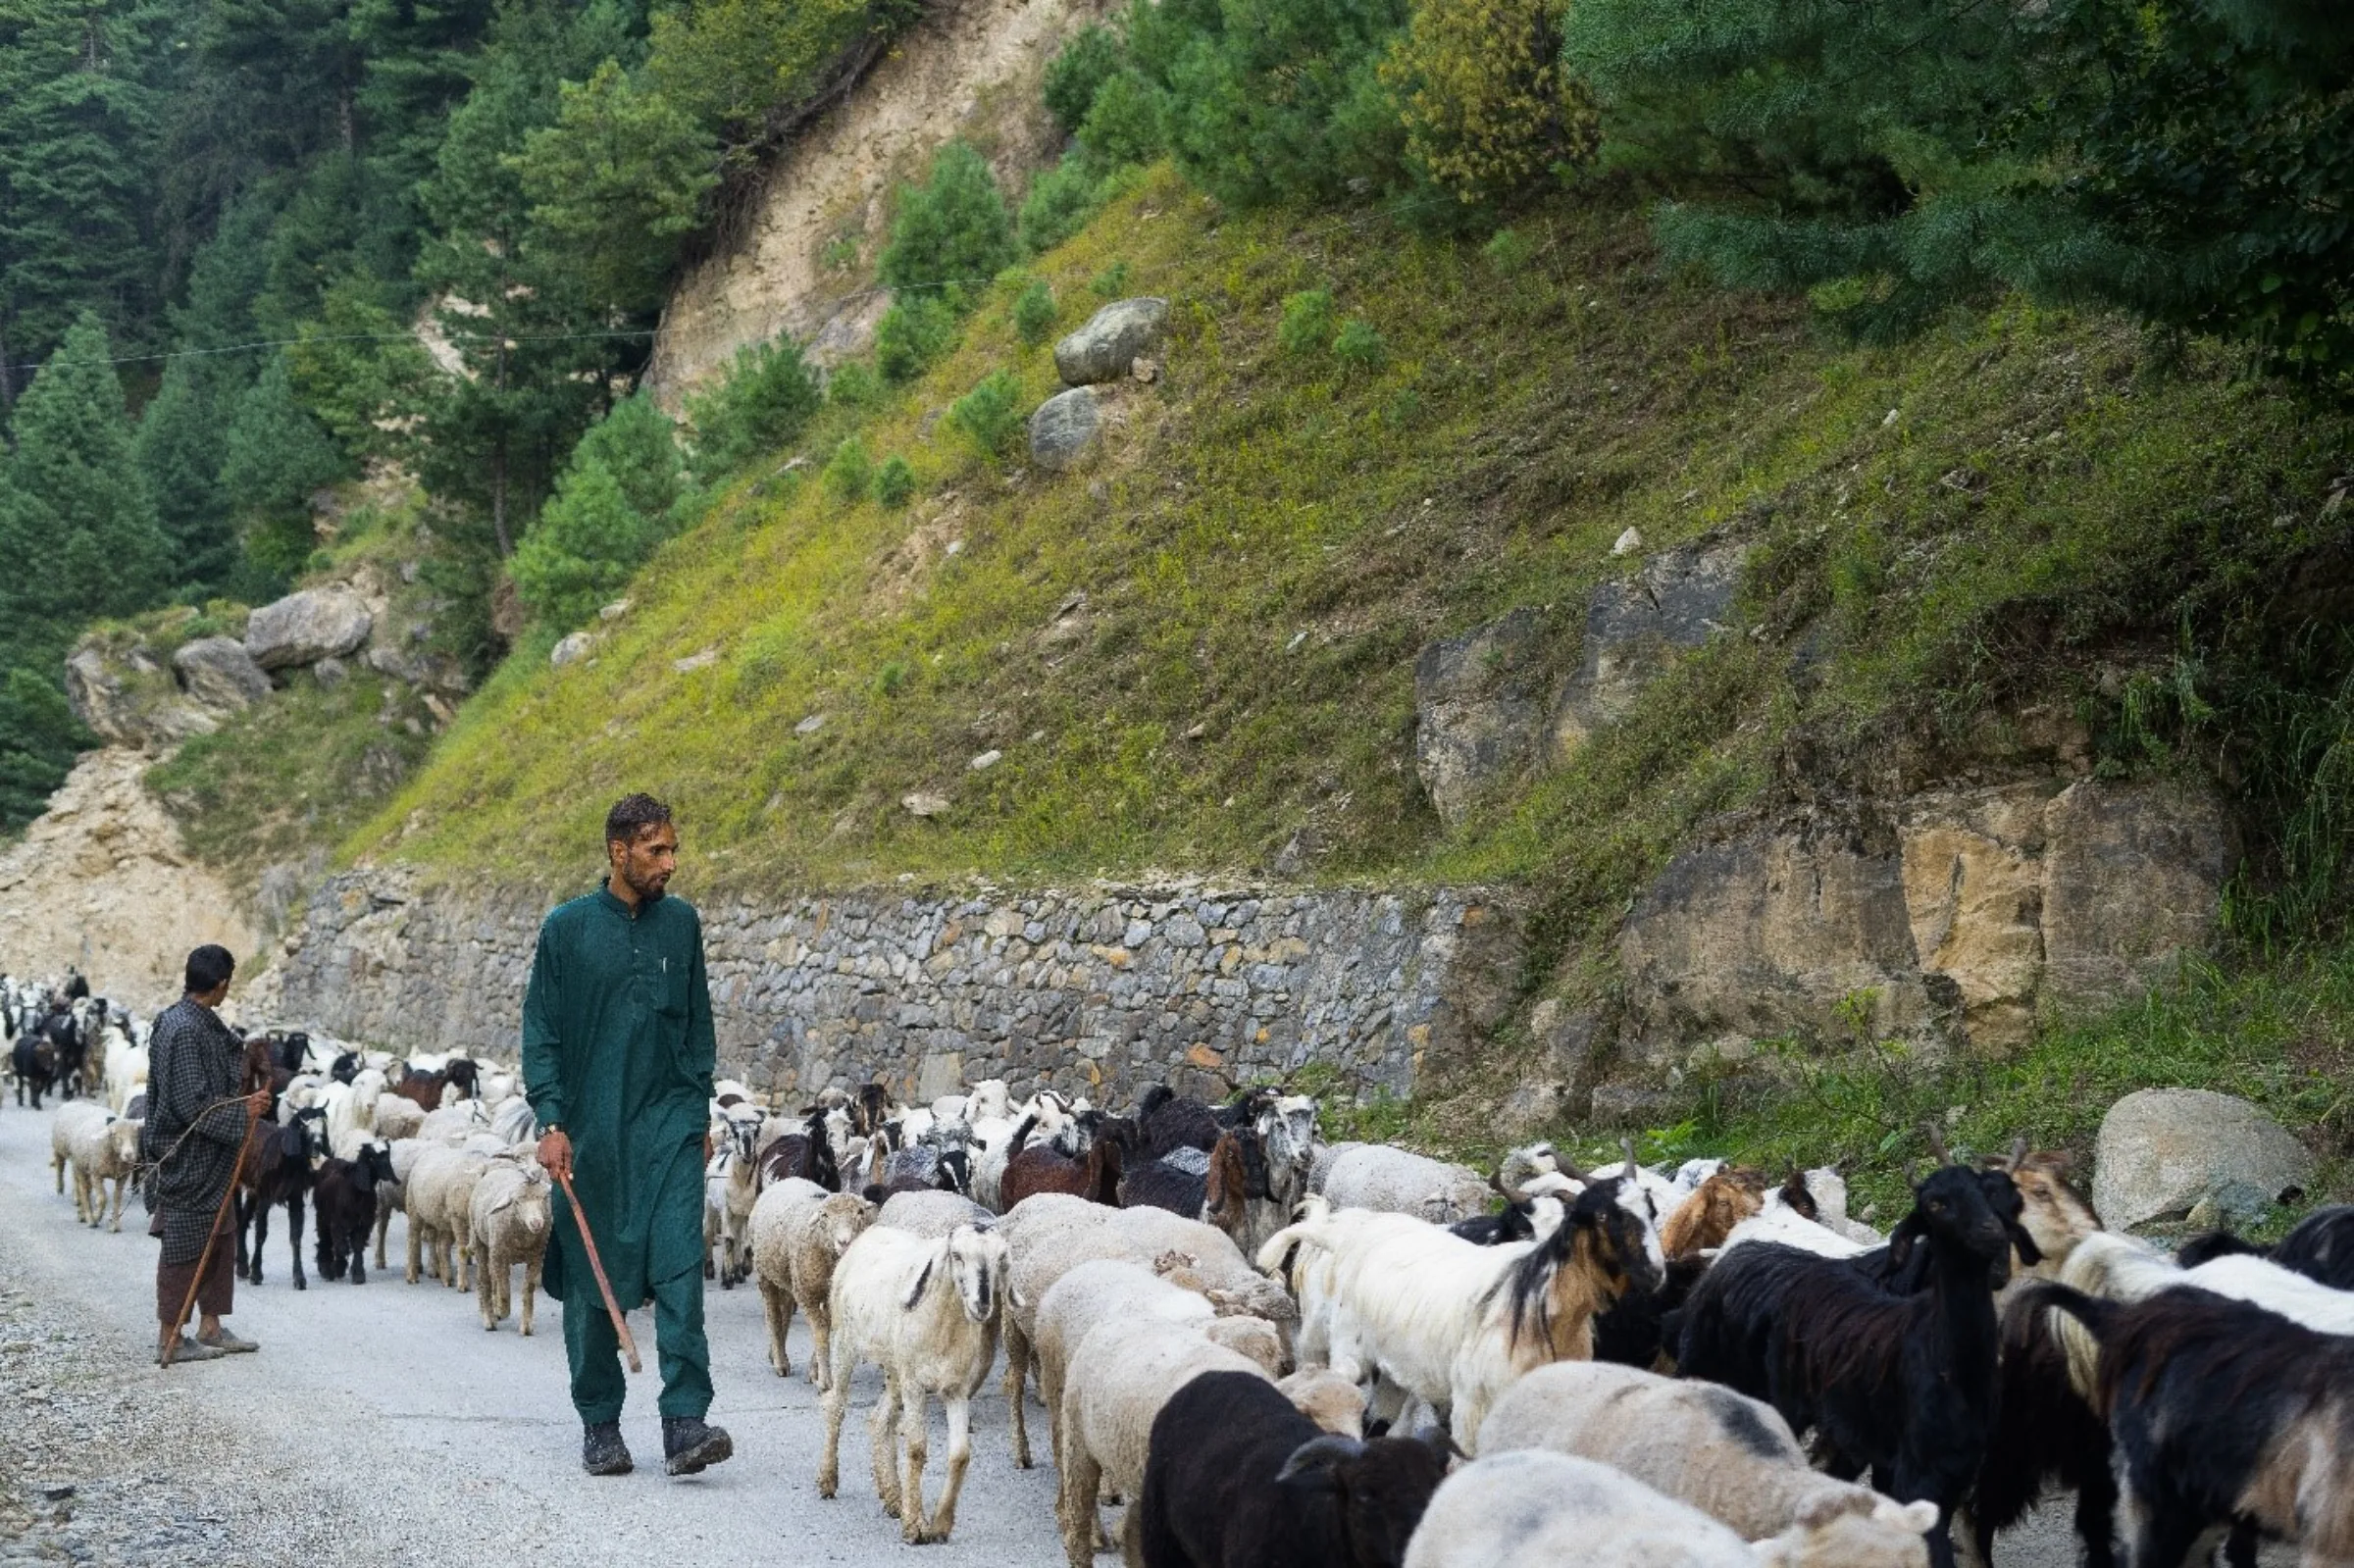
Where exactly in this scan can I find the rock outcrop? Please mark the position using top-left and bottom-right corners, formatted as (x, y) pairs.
(1412, 609), (1553, 826)
(244, 586), (374, 670)
(2094, 1088), (2315, 1229)
(1616, 778), (2236, 1068)
(1555, 539), (1747, 757)
(0, 749), (261, 1009)
(1054, 298), (1168, 385)
(65, 638), (222, 747)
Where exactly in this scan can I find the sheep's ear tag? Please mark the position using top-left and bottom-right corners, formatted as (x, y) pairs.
(901, 1257), (935, 1310)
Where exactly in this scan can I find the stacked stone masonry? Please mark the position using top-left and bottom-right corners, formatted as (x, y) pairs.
(264, 869), (1515, 1105)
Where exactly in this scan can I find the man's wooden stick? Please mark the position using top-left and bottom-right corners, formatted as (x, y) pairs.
(555, 1167), (641, 1373)
(162, 1095), (263, 1368)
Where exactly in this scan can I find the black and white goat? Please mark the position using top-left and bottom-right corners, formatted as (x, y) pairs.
(1672, 1165), (2012, 1568)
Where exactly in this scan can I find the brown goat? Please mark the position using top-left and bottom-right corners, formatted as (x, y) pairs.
(1202, 1132), (1252, 1244)
(1001, 1137), (1122, 1211)
(1659, 1166), (1772, 1258)
(1998, 1143), (2102, 1276)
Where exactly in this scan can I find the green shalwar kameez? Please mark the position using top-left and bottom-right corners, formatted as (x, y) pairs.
(522, 885), (718, 1425)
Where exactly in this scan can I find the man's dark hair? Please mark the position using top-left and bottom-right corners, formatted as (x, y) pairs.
(185, 944), (235, 995)
(604, 792), (674, 848)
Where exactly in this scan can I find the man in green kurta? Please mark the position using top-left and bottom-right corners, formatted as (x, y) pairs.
(524, 792), (734, 1478)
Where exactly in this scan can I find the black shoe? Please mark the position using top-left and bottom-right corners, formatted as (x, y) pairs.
(582, 1421), (634, 1476)
(662, 1416), (734, 1476)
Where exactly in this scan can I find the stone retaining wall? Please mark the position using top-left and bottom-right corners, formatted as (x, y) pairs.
(258, 868), (1520, 1103)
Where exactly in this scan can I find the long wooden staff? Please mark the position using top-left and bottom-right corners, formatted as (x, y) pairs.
(555, 1167), (641, 1373)
(162, 1094), (264, 1369)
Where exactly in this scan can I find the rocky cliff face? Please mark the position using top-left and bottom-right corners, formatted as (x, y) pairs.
(641, 0), (1110, 404)
(0, 750), (260, 1009)
(253, 867), (1521, 1104)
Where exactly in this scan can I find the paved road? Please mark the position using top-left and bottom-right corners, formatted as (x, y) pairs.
(0, 1103), (1060, 1567)
(1, 1101), (2155, 1568)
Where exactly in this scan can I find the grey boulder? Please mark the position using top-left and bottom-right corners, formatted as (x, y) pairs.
(549, 631), (594, 668)
(172, 636), (273, 711)
(1412, 608), (1550, 825)
(1029, 387), (1102, 473)
(244, 586), (374, 670)
(1054, 298), (1168, 386)
(2093, 1087), (2315, 1230)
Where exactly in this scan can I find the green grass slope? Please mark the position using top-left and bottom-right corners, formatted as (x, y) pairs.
(360, 165), (2351, 946)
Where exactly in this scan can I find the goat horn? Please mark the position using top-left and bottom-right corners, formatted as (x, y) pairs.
(1621, 1135), (1639, 1173)
(2009, 1135), (2029, 1170)
(1922, 1121), (1951, 1165)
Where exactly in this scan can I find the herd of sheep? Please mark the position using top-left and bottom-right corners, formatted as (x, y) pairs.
(17, 980), (2354, 1568)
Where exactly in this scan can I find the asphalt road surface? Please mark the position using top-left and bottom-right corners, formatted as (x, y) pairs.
(0, 1100), (2151, 1568)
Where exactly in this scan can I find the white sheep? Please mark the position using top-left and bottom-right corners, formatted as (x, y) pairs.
(749, 1178), (874, 1385)
(1052, 1299), (1280, 1568)
(1034, 1258), (1286, 1467)
(469, 1158), (553, 1334)
(51, 1102), (109, 1213)
(102, 1035), (147, 1116)
(1258, 1185), (1663, 1448)
(371, 1095), (427, 1143)
(876, 1189), (995, 1238)
(1318, 1143), (1495, 1225)
(404, 1144), (489, 1286)
(1479, 1360), (1939, 1552)
(1405, 1449), (1935, 1568)
(817, 1223), (1010, 1545)
(57, 1104), (139, 1231)
(996, 1191), (1298, 1468)
(1278, 1367), (1369, 1437)
(1719, 1184), (1875, 1260)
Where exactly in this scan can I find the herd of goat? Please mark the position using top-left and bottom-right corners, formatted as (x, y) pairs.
(15, 975), (2354, 1568)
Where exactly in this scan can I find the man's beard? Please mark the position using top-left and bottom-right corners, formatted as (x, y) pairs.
(623, 866), (668, 903)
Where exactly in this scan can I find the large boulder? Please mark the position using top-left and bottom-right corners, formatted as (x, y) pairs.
(171, 636), (272, 711)
(1054, 297), (1169, 386)
(244, 586), (373, 670)
(1554, 539), (1747, 757)
(2094, 1088), (2314, 1230)
(1029, 386), (1102, 473)
(1412, 608), (1552, 826)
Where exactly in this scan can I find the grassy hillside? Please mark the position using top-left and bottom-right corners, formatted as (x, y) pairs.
(355, 165), (2349, 943)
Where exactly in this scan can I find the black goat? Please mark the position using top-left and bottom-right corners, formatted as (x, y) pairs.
(330, 1049), (361, 1085)
(1675, 1166), (2011, 1568)
(2180, 1203), (2354, 1290)
(1123, 1152), (1210, 1216)
(11, 1033), (58, 1108)
(236, 1106), (329, 1289)
(313, 1141), (394, 1284)
(1852, 1164), (2042, 1291)
(43, 1007), (86, 1100)
(1594, 1251), (1709, 1369)
(1136, 1371), (1451, 1568)
(2029, 1282), (2354, 1568)
(1138, 1085), (1224, 1159)
(757, 1109), (842, 1191)
(1968, 1287), (2118, 1568)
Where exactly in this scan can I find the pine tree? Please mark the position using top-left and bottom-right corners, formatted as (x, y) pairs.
(0, 0), (171, 404)
(218, 352), (349, 594)
(0, 313), (169, 652)
(0, 666), (87, 831)
(133, 358), (238, 592)
(879, 141), (1016, 296)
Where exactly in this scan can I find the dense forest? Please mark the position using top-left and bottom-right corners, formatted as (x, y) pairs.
(1, 0), (2349, 833)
